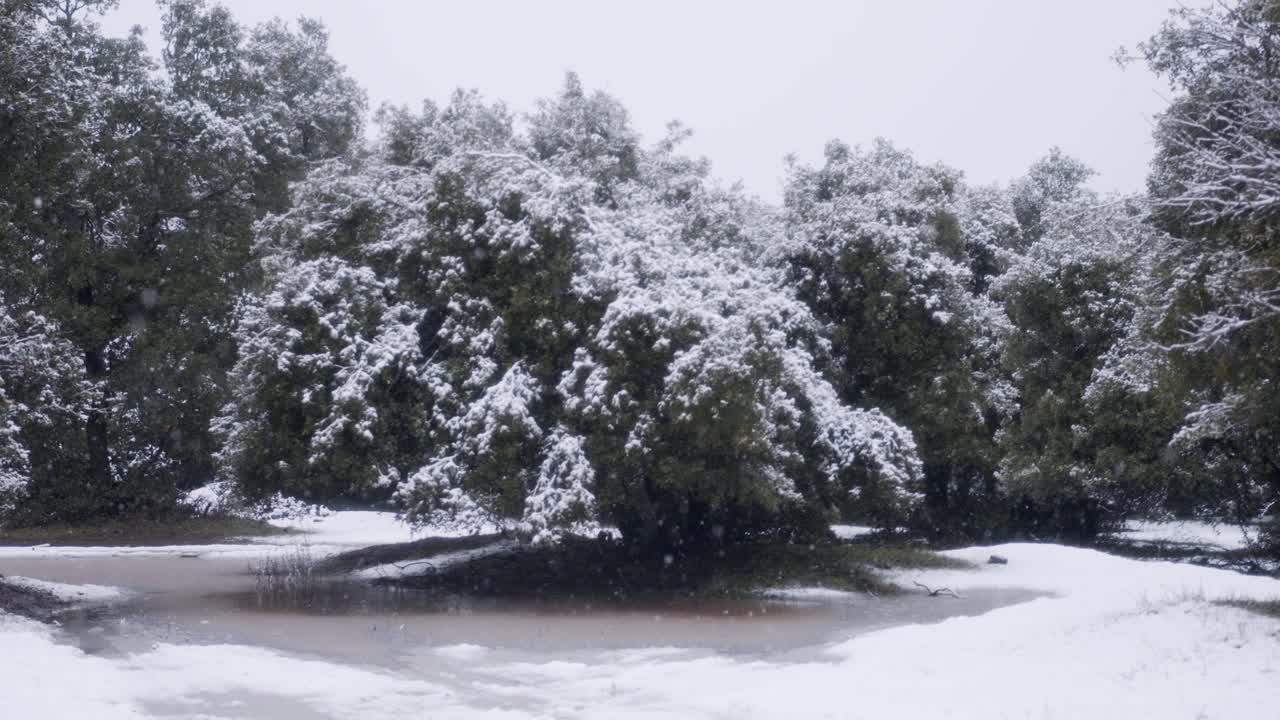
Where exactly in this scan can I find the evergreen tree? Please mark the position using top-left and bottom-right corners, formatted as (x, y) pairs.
(0, 295), (93, 517)
(0, 0), (362, 520)
(994, 177), (1158, 535)
(1120, 0), (1280, 538)
(218, 77), (923, 550)
(780, 140), (1011, 537)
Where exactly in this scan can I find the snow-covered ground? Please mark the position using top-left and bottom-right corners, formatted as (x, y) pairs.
(830, 524), (875, 540)
(1116, 519), (1258, 551)
(261, 510), (423, 548)
(0, 575), (125, 603)
(2, 542), (1277, 718)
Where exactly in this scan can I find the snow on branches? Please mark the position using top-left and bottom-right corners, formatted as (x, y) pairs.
(213, 255), (426, 498)
(0, 299), (93, 512)
(781, 139), (974, 319)
(521, 427), (598, 545)
(1126, 2), (1280, 353)
(219, 79), (926, 542)
(1139, 2), (1280, 227)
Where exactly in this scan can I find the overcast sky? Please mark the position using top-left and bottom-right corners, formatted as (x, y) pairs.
(99, 0), (1197, 202)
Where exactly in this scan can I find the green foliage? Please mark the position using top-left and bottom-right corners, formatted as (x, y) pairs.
(5, 0), (1279, 561)
(0, 0), (362, 521)
(1119, 0), (1280, 530)
(781, 140), (1010, 537)
(216, 79), (924, 551)
(995, 195), (1144, 496)
(990, 174), (1183, 538)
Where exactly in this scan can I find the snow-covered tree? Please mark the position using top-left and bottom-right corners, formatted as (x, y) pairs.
(957, 184), (1020, 294)
(521, 427), (598, 545)
(221, 86), (589, 512)
(1008, 148), (1095, 250)
(214, 255), (426, 500)
(779, 139), (1011, 536)
(161, 0), (367, 211)
(995, 188), (1158, 519)
(528, 72), (640, 203)
(1133, 0), (1280, 352)
(1115, 0), (1280, 533)
(0, 0), (364, 519)
(0, 297), (93, 519)
(220, 78), (923, 549)
(560, 243), (921, 544)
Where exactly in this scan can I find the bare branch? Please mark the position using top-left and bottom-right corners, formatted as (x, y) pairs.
(913, 580), (960, 598)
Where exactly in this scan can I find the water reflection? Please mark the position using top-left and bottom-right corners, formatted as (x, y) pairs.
(2, 553), (1047, 663)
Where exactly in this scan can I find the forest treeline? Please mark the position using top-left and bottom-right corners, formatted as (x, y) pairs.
(2, 0), (1278, 553)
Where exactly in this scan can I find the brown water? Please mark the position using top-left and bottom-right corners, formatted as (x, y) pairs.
(2, 554), (1045, 665)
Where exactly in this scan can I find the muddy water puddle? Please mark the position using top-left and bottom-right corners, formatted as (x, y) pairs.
(2, 553), (1045, 665)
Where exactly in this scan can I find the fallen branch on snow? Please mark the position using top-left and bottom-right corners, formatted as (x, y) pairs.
(913, 581), (960, 598)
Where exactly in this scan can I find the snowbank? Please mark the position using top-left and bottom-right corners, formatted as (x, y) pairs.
(180, 480), (331, 522)
(0, 576), (125, 603)
(830, 523), (875, 540)
(947, 542), (1274, 592)
(351, 538), (518, 580)
(261, 510), (421, 546)
(0, 613), (477, 720)
(179, 480), (237, 516)
(1116, 519), (1257, 551)
(481, 544), (1280, 718)
(1, 543), (1277, 718)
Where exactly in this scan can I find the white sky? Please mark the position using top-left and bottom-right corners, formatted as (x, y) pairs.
(99, 0), (1197, 202)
